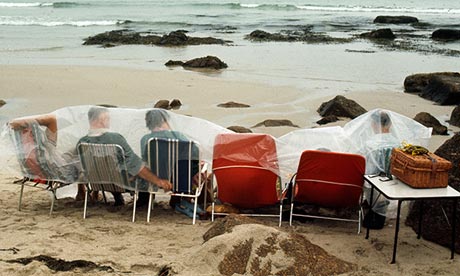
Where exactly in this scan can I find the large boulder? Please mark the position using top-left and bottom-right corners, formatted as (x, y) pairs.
(359, 28), (395, 39)
(183, 56), (228, 70)
(420, 74), (460, 105)
(406, 133), (460, 253)
(404, 72), (460, 93)
(0, 99), (5, 107)
(194, 216), (356, 276)
(413, 112), (448, 135)
(373, 15), (419, 24)
(317, 95), (367, 119)
(449, 106), (460, 127)
(432, 29), (460, 41)
(217, 101), (250, 108)
(251, 119), (299, 128)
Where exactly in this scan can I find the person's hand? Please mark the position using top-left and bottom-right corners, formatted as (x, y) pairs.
(158, 179), (173, 192)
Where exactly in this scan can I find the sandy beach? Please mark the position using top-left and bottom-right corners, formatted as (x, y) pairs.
(1, 65), (459, 275)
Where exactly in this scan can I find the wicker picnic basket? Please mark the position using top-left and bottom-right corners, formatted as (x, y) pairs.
(390, 148), (452, 188)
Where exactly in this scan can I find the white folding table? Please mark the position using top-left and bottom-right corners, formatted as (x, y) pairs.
(364, 175), (460, 264)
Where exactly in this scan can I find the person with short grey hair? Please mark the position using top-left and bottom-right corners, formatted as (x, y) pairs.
(78, 106), (172, 206)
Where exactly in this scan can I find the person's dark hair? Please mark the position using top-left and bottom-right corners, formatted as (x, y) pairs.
(88, 106), (108, 122)
(371, 110), (392, 128)
(145, 109), (169, 130)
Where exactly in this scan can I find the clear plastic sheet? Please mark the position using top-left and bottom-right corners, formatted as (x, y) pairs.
(1, 106), (432, 206)
(343, 108), (433, 217)
(0, 105), (231, 193)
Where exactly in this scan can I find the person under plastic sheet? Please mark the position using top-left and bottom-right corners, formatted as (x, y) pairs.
(140, 109), (204, 216)
(77, 106), (172, 206)
(8, 113), (80, 184)
(354, 110), (401, 229)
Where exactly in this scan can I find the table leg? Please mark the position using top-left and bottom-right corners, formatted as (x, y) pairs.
(391, 200), (403, 264)
(365, 185), (375, 240)
(418, 200), (424, 239)
(452, 198), (457, 260)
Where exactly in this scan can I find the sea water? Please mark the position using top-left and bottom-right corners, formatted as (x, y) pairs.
(0, 0), (459, 94)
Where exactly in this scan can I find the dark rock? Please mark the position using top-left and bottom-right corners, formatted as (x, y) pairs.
(406, 133), (460, 253)
(183, 56), (228, 69)
(227, 126), (252, 133)
(170, 99), (182, 109)
(360, 28), (395, 40)
(413, 112), (448, 135)
(83, 29), (158, 45)
(404, 72), (460, 93)
(0, 99), (5, 107)
(83, 30), (228, 47)
(373, 16), (419, 24)
(316, 115), (339, 125)
(251, 119), (299, 128)
(217, 101), (250, 108)
(159, 30), (188, 45)
(246, 29), (352, 44)
(449, 106), (460, 127)
(420, 74), (460, 105)
(165, 60), (184, 66)
(432, 29), (460, 41)
(154, 100), (170, 109)
(317, 95), (367, 119)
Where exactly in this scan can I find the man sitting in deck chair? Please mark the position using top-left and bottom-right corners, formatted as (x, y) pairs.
(140, 109), (204, 217)
(78, 106), (172, 206)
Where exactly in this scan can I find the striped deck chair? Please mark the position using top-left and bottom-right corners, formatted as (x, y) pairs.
(77, 142), (136, 221)
(12, 122), (73, 215)
(146, 137), (204, 224)
(211, 133), (285, 226)
(289, 150), (366, 233)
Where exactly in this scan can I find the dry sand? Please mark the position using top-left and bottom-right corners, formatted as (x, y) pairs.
(0, 65), (459, 275)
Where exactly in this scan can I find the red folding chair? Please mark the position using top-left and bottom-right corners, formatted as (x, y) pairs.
(211, 133), (285, 226)
(289, 150), (365, 233)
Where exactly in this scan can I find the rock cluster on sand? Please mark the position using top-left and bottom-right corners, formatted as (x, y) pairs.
(251, 119), (299, 128)
(373, 15), (419, 24)
(413, 112), (448, 135)
(153, 99), (182, 110)
(360, 28), (396, 40)
(406, 133), (460, 253)
(83, 30), (228, 47)
(192, 215), (356, 276)
(450, 106), (460, 127)
(404, 72), (460, 105)
(165, 56), (228, 70)
(317, 95), (367, 120)
(246, 29), (352, 44)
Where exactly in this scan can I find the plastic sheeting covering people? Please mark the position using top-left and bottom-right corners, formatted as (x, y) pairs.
(0, 106), (432, 203)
